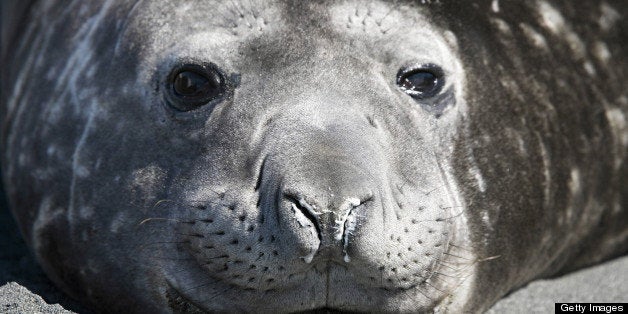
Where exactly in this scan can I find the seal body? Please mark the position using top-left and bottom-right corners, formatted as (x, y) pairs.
(1, 1), (627, 312)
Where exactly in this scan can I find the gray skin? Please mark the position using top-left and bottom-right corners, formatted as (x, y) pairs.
(1, 0), (627, 313)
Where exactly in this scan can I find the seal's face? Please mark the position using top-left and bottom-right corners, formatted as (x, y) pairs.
(4, 0), (626, 313)
(135, 2), (469, 311)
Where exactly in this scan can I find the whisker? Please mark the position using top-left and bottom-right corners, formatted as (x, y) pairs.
(152, 199), (177, 209)
(435, 259), (463, 272)
(146, 256), (195, 262)
(135, 241), (189, 248)
(138, 217), (187, 226)
(425, 280), (448, 294)
(448, 243), (476, 253)
(443, 252), (475, 261)
(477, 255), (501, 262)
(399, 284), (431, 305)
(414, 285), (434, 302)
(432, 275), (457, 288)
(433, 271), (460, 279)
(205, 255), (231, 260)
(438, 209), (467, 221)
(179, 280), (221, 294)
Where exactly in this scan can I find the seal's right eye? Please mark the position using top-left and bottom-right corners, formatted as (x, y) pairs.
(167, 63), (225, 111)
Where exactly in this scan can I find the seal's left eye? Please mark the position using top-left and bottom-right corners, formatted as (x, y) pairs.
(396, 64), (444, 100)
(167, 64), (225, 111)
(173, 71), (215, 97)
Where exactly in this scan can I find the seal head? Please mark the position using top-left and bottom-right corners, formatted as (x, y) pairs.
(1, 0), (627, 312)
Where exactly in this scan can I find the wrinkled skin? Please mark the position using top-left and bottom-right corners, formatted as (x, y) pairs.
(1, 0), (627, 313)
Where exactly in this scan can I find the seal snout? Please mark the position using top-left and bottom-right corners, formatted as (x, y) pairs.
(255, 116), (384, 264)
(256, 139), (379, 263)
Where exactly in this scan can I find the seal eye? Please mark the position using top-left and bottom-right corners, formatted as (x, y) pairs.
(167, 64), (225, 111)
(173, 71), (214, 97)
(397, 64), (445, 99)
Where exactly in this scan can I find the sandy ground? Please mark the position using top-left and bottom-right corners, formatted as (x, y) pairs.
(0, 181), (626, 313)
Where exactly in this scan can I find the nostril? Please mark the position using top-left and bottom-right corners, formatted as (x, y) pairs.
(283, 193), (322, 242)
(334, 197), (369, 263)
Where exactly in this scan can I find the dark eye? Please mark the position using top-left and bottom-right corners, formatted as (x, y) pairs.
(396, 64), (445, 99)
(167, 63), (225, 111)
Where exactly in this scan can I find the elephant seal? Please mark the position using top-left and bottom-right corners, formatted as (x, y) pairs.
(1, 0), (627, 312)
